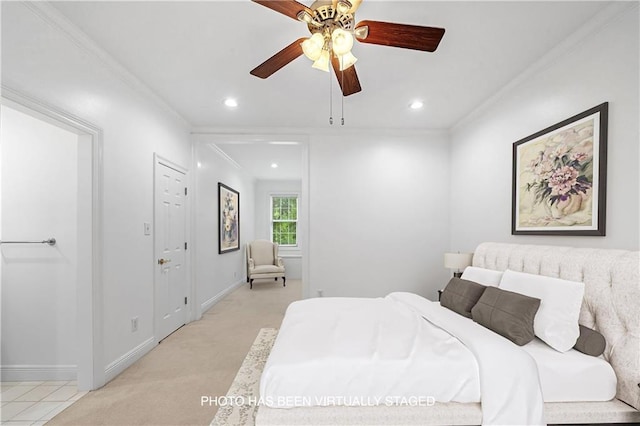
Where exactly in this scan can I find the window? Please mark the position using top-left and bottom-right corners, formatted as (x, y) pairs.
(271, 195), (298, 246)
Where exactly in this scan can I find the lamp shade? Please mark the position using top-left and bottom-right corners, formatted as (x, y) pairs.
(444, 252), (473, 270)
(312, 49), (330, 72)
(302, 33), (325, 61)
(331, 28), (354, 56)
(337, 51), (357, 70)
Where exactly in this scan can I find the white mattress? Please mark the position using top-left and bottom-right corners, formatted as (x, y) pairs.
(523, 338), (617, 402)
(261, 296), (617, 409)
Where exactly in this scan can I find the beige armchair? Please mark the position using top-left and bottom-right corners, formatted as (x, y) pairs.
(246, 240), (286, 289)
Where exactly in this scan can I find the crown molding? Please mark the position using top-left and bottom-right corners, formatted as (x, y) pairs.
(451, 1), (638, 132)
(191, 126), (449, 138)
(22, 1), (191, 128)
(207, 143), (244, 172)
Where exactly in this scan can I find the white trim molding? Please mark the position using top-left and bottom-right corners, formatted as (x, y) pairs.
(104, 337), (155, 384)
(153, 153), (193, 339)
(1, 85), (105, 391)
(20, 1), (190, 128)
(1, 365), (77, 382)
(200, 279), (245, 315)
(452, 1), (638, 131)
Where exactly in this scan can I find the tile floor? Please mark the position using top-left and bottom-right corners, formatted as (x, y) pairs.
(0, 381), (87, 425)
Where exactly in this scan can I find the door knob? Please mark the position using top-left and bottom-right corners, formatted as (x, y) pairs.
(158, 258), (171, 265)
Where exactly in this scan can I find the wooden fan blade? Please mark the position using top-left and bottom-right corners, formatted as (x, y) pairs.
(355, 20), (445, 52)
(330, 55), (362, 96)
(252, 0), (312, 20)
(250, 38), (306, 79)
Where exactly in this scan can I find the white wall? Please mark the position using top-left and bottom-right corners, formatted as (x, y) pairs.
(450, 6), (639, 252)
(309, 131), (451, 300)
(1, 2), (192, 379)
(255, 180), (303, 279)
(194, 140), (255, 314)
(0, 106), (78, 380)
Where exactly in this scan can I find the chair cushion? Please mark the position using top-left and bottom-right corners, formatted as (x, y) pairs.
(251, 240), (275, 266)
(252, 265), (284, 274)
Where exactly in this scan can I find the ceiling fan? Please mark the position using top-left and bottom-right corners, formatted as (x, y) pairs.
(250, 0), (445, 96)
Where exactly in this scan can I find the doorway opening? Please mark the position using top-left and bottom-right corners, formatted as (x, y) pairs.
(0, 89), (103, 391)
(192, 133), (310, 314)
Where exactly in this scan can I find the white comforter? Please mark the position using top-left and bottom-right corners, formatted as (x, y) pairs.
(260, 292), (545, 426)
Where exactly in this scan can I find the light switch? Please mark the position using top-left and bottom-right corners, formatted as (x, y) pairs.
(144, 222), (151, 236)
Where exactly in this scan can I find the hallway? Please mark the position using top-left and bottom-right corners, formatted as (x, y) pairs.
(44, 280), (302, 425)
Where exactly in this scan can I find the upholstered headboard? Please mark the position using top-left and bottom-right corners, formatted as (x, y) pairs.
(472, 243), (640, 411)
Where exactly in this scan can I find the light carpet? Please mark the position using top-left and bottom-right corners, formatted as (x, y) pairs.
(46, 279), (301, 426)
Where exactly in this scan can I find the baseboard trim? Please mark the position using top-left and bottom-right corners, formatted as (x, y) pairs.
(201, 280), (245, 315)
(104, 337), (154, 383)
(1, 364), (76, 382)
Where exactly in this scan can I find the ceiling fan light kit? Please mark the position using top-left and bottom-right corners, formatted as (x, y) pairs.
(250, 0), (445, 123)
(301, 32), (325, 61)
(311, 49), (330, 72)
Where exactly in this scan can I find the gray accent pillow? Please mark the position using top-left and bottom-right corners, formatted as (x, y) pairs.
(440, 277), (487, 318)
(471, 287), (541, 346)
(574, 325), (606, 357)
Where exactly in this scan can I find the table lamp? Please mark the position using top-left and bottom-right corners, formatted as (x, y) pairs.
(444, 252), (473, 278)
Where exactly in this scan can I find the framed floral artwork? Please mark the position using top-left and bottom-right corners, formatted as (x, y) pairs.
(218, 182), (240, 253)
(512, 103), (608, 236)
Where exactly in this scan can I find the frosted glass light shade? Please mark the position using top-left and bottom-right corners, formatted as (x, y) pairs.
(312, 49), (330, 72)
(336, 0), (352, 15)
(337, 51), (357, 70)
(302, 33), (325, 61)
(331, 28), (354, 56)
(444, 252), (473, 270)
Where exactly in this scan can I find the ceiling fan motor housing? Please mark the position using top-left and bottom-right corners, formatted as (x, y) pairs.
(307, 2), (355, 36)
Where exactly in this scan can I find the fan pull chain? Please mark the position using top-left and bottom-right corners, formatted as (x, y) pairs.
(329, 59), (333, 125)
(340, 65), (345, 126)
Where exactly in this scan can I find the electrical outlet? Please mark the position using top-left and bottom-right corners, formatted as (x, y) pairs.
(131, 317), (139, 332)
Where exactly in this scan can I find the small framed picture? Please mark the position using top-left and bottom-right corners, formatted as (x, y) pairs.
(218, 182), (240, 253)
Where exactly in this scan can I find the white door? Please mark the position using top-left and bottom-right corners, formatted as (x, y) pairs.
(154, 159), (188, 342)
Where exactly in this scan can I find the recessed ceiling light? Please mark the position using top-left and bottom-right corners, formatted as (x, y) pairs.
(409, 100), (424, 110)
(271, 163), (279, 168)
(224, 98), (238, 108)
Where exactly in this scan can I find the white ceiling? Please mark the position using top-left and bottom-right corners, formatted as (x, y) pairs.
(46, 1), (611, 181)
(51, 0), (610, 131)
(209, 141), (304, 180)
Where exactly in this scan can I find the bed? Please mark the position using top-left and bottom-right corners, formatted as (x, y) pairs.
(255, 243), (640, 425)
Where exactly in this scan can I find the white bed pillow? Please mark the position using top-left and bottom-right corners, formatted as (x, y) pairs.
(499, 269), (584, 352)
(461, 266), (503, 287)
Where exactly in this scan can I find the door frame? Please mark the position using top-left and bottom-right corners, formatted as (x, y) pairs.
(1, 86), (105, 390)
(153, 154), (191, 344)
